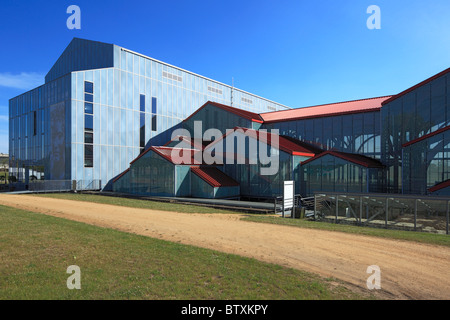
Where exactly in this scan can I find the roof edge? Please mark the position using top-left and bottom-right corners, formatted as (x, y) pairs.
(402, 125), (450, 148)
(428, 179), (450, 193)
(382, 68), (450, 106)
(300, 150), (384, 168)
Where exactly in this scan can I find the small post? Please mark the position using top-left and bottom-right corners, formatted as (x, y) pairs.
(385, 197), (389, 229)
(446, 200), (449, 235)
(314, 194), (317, 220)
(335, 195), (339, 224)
(414, 199), (418, 232)
(359, 197), (363, 226)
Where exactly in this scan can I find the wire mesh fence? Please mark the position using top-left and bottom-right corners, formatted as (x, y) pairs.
(313, 192), (449, 235)
(27, 180), (102, 192)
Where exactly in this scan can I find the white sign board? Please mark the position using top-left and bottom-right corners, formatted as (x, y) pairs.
(283, 180), (294, 210)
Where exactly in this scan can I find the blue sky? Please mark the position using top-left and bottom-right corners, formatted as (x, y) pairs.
(0, 0), (449, 153)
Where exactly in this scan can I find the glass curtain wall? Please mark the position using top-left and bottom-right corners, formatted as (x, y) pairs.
(263, 112), (381, 159)
(301, 154), (381, 196)
(382, 72), (450, 194)
(9, 74), (71, 183)
(129, 151), (174, 196)
(403, 129), (450, 194)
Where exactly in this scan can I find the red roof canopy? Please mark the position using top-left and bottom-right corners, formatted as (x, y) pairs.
(183, 101), (264, 124)
(402, 125), (450, 148)
(191, 166), (239, 188)
(205, 127), (317, 157)
(260, 96), (391, 124)
(301, 150), (384, 168)
(164, 135), (207, 150)
(428, 179), (450, 193)
(113, 168), (130, 183)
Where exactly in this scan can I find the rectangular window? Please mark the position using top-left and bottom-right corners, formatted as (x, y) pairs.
(84, 144), (93, 168)
(84, 81), (94, 167)
(85, 81), (94, 94)
(241, 97), (253, 105)
(152, 97), (157, 114)
(151, 97), (157, 132)
(84, 132), (93, 144)
(140, 94), (145, 113)
(162, 71), (182, 82)
(208, 86), (223, 95)
(85, 115), (93, 131)
(85, 93), (93, 103)
(84, 102), (93, 114)
(152, 115), (157, 132)
(140, 94), (146, 151)
(33, 111), (37, 136)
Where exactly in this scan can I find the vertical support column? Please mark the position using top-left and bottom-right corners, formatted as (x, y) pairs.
(359, 197), (363, 226)
(446, 200), (449, 235)
(414, 198), (418, 232)
(385, 197), (389, 229)
(314, 194), (317, 220)
(335, 195), (339, 224)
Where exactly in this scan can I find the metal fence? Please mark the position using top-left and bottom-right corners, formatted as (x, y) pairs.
(313, 192), (449, 235)
(27, 180), (102, 192)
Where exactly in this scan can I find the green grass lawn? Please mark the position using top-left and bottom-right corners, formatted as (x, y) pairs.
(30, 193), (450, 247)
(0, 205), (374, 300)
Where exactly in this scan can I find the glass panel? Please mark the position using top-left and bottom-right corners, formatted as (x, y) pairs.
(84, 132), (93, 144)
(85, 114), (93, 131)
(84, 144), (93, 168)
(85, 93), (93, 103)
(152, 115), (157, 132)
(84, 102), (93, 114)
(140, 94), (145, 113)
(85, 81), (93, 94)
(152, 97), (157, 114)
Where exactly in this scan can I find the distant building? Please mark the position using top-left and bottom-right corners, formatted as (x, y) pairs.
(0, 153), (8, 170)
(8, 38), (289, 189)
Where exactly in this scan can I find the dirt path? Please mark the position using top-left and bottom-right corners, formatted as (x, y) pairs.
(1, 194), (449, 300)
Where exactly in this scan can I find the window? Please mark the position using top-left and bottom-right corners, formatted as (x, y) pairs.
(151, 97), (157, 132)
(84, 81), (94, 167)
(208, 86), (223, 95)
(84, 102), (93, 114)
(140, 94), (146, 150)
(85, 114), (93, 131)
(162, 71), (182, 82)
(152, 97), (157, 114)
(84, 144), (93, 168)
(140, 94), (145, 113)
(85, 93), (93, 103)
(33, 111), (37, 136)
(84, 132), (93, 144)
(241, 97), (253, 105)
(85, 81), (94, 94)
